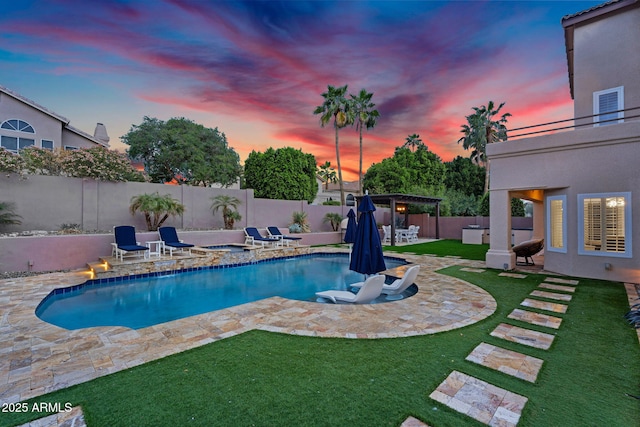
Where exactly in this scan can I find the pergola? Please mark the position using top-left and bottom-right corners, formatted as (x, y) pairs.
(355, 193), (442, 246)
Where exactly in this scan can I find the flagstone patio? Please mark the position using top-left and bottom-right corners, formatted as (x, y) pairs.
(0, 249), (495, 406)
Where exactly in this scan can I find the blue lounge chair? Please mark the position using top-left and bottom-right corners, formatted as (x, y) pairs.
(267, 226), (302, 246)
(244, 227), (281, 247)
(113, 225), (149, 261)
(158, 227), (195, 257)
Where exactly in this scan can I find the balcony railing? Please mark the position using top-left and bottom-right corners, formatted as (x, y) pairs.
(508, 106), (640, 139)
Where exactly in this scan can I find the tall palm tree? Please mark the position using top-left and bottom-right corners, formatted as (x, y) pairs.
(350, 89), (380, 194)
(458, 101), (511, 193)
(403, 133), (424, 152)
(313, 84), (351, 205)
(210, 194), (242, 229)
(129, 192), (186, 231)
(317, 161), (337, 191)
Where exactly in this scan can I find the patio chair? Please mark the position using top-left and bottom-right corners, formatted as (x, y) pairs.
(512, 238), (545, 266)
(158, 226), (194, 257)
(315, 274), (385, 304)
(382, 225), (391, 244)
(244, 227), (281, 247)
(267, 226), (302, 246)
(113, 225), (149, 262)
(408, 225), (420, 242)
(351, 265), (420, 295)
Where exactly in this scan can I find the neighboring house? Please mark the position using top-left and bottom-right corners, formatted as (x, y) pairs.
(313, 178), (361, 205)
(486, 0), (640, 282)
(0, 85), (110, 153)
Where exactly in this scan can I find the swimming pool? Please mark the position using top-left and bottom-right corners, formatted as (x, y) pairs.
(36, 253), (412, 330)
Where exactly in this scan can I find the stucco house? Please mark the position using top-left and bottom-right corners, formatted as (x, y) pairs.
(486, 0), (639, 282)
(0, 84), (110, 153)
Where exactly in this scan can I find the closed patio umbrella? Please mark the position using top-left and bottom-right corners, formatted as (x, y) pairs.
(350, 195), (386, 275)
(344, 208), (357, 244)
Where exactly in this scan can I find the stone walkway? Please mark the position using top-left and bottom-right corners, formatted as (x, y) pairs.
(429, 271), (580, 426)
(0, 249), (495, 414)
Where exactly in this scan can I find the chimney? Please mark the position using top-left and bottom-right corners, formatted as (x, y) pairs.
(94, 122), (110, 145)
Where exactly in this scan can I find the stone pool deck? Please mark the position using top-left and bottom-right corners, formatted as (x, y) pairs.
(0, 248), (494, 405)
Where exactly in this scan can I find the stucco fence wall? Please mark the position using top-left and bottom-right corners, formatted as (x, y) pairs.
(0, 230), (343, 273)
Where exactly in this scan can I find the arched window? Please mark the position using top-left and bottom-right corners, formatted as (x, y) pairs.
(1, 119), (35, 152)
(1, 119), (35, 133)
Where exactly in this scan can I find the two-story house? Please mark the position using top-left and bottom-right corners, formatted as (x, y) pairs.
(0, 84), (110, 153)
(486, 0), (639, 282)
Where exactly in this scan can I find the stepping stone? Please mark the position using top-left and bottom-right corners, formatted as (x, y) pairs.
(521, 298), (568, 313)
(499, 272), (527, 279)
(508, 308), (562, 329)
(539, 283), (576, 293)
(429, 370), (528, 426)
(466, 342), (544, 383)
(490, 323), (555, 350)
(530, 290), (572, 302)
(544, 277), (579, 286)
(461, 267), (486, 273)
(400, 416), (431, 427)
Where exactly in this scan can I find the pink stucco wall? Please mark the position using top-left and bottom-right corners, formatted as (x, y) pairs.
(0, 230), (343, 273)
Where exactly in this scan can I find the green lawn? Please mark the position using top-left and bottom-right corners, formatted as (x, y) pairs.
(2, 267), (638, 427)
(384, 238), (489, 260)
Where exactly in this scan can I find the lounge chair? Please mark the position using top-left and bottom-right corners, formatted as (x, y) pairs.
(158, 226), (194, 257)
(267, 226), (302, 246)
(350, 265), (420, 295)
(244, 227), (281, 247)
(512, 238), (545, 265)
(113, 225), (149, 261)
(315, 274), (385, 304)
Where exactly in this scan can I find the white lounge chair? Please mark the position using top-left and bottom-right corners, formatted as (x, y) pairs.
(351, 265), (420, 295)
(316, 275), (385, 304)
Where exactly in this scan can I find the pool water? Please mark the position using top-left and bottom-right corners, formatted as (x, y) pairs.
(36, 254), (411, 330)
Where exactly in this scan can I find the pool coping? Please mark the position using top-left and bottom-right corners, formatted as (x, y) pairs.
(0, 248), (496, 403)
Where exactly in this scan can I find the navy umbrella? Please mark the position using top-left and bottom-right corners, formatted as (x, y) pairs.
(344, 208), (357, 244)
(349, 195), (386, 275)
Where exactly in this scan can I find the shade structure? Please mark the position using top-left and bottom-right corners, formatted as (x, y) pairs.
(350, 195), (386, 275)
(344, 209), (357, 244)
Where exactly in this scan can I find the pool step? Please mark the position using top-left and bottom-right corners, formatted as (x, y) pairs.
(86, 261), (110, 276)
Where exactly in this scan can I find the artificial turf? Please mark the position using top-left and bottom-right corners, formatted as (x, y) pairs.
(2, 267), (638, 427)
(383, 239), (490, 260)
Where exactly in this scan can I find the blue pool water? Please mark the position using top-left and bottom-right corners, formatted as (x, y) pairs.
(36, 254), (411, 330)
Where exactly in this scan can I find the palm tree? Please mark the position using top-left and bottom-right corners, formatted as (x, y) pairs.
(210, 194), (242, 230)
(129, 192), (185, 231)
(350, 89), (380, 194)
(313, 84), (352, 205)
(317, 161), (337, 190)
(458, 101), (511, 193)
(403, 133), (424, 152)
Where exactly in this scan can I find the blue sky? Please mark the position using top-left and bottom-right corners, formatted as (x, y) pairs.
(0, 0), (601, 180)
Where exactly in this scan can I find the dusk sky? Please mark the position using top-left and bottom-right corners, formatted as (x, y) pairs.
(0, 0), (601, 181)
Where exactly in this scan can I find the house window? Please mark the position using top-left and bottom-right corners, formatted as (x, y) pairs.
(64, 145), (78, 150)
(546, 196), (566, 253)
(1, 135), (35, 152)
(41, 139), (54, 150)
(1, 119), (35, 133)
(578, 192), (632, 258)
(593, 86), (624, 126)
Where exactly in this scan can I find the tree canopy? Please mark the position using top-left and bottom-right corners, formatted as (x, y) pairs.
(244, 147), (318, 204)
(363, 145), (446, 195)
(444, 156), (485, 198)
(122, 116), (241, 186)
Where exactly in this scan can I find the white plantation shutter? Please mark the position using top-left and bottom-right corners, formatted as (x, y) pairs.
(549, 198), (565, 250)
(579, 193), (630, 257)
(593, 87), (624, 125)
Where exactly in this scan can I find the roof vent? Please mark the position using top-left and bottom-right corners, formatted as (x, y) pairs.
(94, 122), (110, 144)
